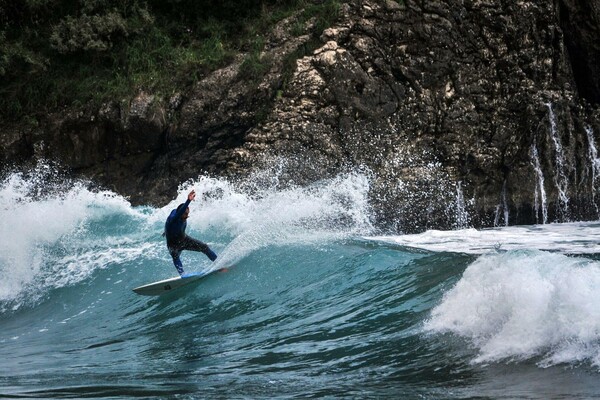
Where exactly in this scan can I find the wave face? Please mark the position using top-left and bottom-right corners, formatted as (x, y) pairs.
(2, 167), (600, 398)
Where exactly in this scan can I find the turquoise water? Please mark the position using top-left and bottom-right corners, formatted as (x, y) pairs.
(2, 167), (600, 398)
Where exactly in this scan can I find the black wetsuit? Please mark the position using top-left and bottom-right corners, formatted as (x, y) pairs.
(165, 199), (217, 274)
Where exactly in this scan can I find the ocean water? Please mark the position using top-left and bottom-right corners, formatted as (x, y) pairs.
(2, 166), (600, 399)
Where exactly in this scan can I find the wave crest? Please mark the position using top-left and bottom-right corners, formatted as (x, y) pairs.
(425, 250), (600, 368)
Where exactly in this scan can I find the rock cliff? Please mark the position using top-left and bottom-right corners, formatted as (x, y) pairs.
(2, 0), (600, 232)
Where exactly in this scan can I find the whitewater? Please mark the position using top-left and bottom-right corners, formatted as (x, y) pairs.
(2, 165), (600, 398)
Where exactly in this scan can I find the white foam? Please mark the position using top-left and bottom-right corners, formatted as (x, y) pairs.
(46, 242), (158, 289)
(530, 143), (548, 224)
(424, 250), (600, 367)
(369, 222), (600, 254)
(162, 172), (374, 269)
(546, 102), (570, 220)
(0, 167), (142, 307)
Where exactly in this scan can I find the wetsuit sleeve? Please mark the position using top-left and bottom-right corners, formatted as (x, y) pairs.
(172, 199), (191, 220)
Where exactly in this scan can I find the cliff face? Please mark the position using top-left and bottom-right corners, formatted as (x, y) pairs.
(230, 0), (600, 231)
(2, 0), (600, 232)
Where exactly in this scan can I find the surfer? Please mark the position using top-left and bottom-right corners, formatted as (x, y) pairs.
(164, 189), (217, 275)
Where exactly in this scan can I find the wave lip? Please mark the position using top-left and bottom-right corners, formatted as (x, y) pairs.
(425, 250), (600, 368)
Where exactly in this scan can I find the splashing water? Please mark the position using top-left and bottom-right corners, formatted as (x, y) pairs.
(494, 180), (509, 227)
(185, 172), (375, 269)
(0, 165), (142, 309)
(586, 126), (600, 217)
(453, 181), (470, 229)
(425, 250), (600, 368)
(545, 103), (570, 220)
(586, 126), (600, 182)
(530, 143), (548, 224)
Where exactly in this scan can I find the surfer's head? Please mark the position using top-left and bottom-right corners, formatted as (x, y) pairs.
(177, 203), (190, 220)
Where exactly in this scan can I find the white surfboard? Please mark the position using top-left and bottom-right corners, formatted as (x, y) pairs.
(132, 269), (222, 296)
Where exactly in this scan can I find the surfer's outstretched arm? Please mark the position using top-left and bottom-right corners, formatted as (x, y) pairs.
(172, 190), (195, 220)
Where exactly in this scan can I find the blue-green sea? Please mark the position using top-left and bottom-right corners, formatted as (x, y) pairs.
(2, 167), (600, 398)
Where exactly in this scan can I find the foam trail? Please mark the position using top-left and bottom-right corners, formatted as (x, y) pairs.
(425, 250), (600, 367)
(368, 221), (600, 254)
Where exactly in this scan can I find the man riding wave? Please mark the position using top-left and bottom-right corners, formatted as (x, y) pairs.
(164, 190), (217, 275)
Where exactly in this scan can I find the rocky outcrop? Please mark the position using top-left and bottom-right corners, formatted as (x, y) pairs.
(1, 92), (167, 200)
(236, 0), (600, 231)
(2, 0), (600, 232)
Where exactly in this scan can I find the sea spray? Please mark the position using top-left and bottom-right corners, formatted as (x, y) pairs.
(586, 126), (600, 183)
(371, 146), (466, 232)
(530, 143), (548, 224)
(545, 103), (570, 220)
(454, 181), (470, 229)
(178, 172), (374, 269)
(586, 126), (600, 217)
(494, 180), (509, 227)
(0, 168), (88, 304)
(425, 250), (600, 367)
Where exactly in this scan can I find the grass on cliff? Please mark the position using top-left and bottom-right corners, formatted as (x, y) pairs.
(0, 0), (342, 125)
(2, 26), (228, 114)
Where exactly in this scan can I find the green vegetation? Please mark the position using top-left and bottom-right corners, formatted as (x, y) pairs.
(238, 35), (269, 82)
(302, 0), (342, 35)
(0, 0), (342, 123)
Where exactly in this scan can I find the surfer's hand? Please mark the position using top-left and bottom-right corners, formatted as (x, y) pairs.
(188, 190), (196, 201)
